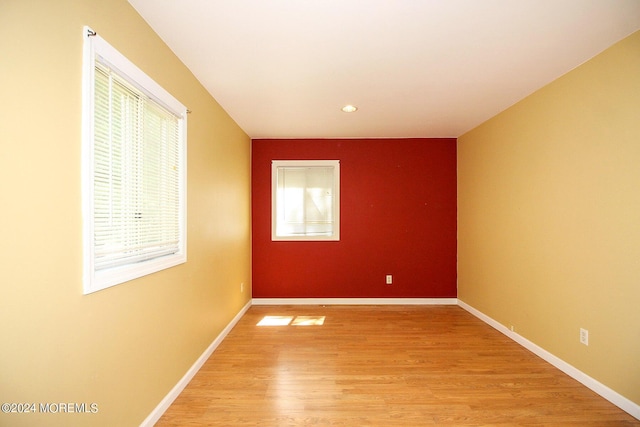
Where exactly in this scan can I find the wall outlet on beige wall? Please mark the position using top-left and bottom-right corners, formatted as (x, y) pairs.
(580, 328), (589, 346)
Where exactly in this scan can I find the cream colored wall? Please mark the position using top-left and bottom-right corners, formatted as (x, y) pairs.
(458, 31), (640, 406)
(0, 1), (251, 426)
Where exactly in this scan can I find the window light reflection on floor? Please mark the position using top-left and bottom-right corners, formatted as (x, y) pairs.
(291, 316), (325, 326)
(257, 316), (293, 326)
(257, 316), (325, 326)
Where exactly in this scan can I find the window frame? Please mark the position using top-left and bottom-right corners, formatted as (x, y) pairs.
(271, 160), (340, 242)
(81, 26), (187, 294)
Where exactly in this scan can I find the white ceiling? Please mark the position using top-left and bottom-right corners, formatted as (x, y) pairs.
(128, 0), (640, 139)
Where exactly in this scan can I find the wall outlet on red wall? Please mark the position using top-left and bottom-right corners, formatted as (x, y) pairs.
(386, 275), (393, 285)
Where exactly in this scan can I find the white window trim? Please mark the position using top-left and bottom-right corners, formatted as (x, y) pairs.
(272, 160), (340, 241)
(81, 26), (187, 294)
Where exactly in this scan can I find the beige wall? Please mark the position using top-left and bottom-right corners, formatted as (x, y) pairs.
(0, 1), (251, 426)
(458, 31), (640, 405)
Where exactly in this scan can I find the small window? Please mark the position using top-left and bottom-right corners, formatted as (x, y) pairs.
(272, 160), (340, 241)
(81, 27), (187, 294)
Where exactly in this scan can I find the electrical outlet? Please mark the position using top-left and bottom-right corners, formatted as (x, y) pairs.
(580, 328), (589, 346)
(240, 282), (244, 293)
(386, 275), (393, 285)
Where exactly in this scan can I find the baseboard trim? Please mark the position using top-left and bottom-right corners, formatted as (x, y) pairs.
(252, 297), (458, 305)
(458, 300), (640, 421)
(140, 299), (252, 427)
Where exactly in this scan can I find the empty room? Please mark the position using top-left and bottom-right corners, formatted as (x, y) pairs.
(1, 0), (639, 426)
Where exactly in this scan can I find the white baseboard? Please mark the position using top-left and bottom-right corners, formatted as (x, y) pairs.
(252, 297), (458, 305)
(140, 300), (252, 427)
(457, 300), (640, 421)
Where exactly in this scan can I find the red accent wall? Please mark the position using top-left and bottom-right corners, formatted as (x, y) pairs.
(252, 138), (457, 298)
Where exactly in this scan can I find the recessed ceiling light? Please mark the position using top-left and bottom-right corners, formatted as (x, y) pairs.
(341, 105), (358, 113)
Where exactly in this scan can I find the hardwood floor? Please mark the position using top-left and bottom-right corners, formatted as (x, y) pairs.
(156, 305), (639, 426)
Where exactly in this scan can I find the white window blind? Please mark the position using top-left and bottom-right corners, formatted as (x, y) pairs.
(82, 27), (187, 293)
(93, 63), (181, 270)
(272, 160), (340, 241)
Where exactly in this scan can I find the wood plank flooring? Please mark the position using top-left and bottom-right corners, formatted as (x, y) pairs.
(156, 305), (639, 426)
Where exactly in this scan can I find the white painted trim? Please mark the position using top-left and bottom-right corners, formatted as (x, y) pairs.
(140, 300), (252, 427)
(252, 298), (458, 305)
(458, 300), (640, 421)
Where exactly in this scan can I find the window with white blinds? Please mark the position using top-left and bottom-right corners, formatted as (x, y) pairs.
(272, 160), (340, 241)
(82, 27), (187, 294)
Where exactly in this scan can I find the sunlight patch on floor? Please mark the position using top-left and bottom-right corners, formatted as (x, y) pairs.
(257, 315), (325, 326)
(291, 316), (325, 326)
(257, 316), (294, 326)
